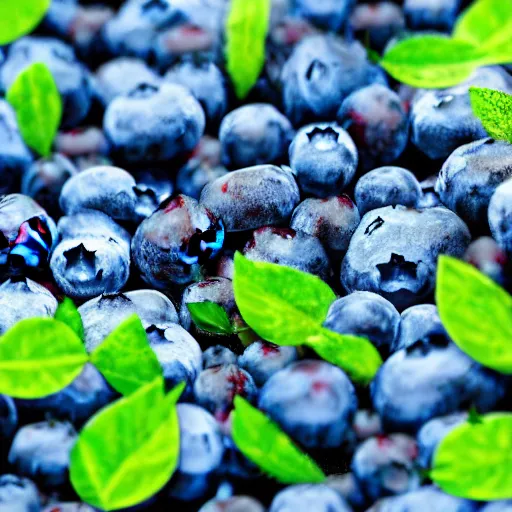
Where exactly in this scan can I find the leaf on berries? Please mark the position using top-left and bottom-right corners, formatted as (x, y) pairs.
(55, 297), (84, 340)
(187, 301), (235, 335)
(0, 0), (51, 45)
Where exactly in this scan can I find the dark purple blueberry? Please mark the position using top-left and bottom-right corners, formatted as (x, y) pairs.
(176, 163), (228, 200)
(325, 472), (366, 510)
(199, 496), (265, 512)
(55, 127), (110, 159)
(203, 346), (237, 370)
(404, 0), (461, 32)
(0, 395), (17, 440)
(270, 484), (352, 512)
(352, 409), (382, 441)
(489, 178), (512, 255)
(417, 175), (442, 208)
(464, 236), (509, 285)
(290, 0), (354, 31)
(0, 474), (40, 512)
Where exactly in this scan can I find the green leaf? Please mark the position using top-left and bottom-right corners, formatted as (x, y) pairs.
(232, 396), (326, 484)
(467, 406), (483, 425)
(0, 0), (51, 45)
(90, 315), (162, 396)
(55, 297), (84, 341)
(225, 0), (271, 99)
(187, 301), (235, 335)
(70, 378), (180, 511)
(431, 412), (512, 500)
(469, 87), (512, 143)
(6, 63), (62, 157)
(307, 328), (382, 386)
(436, 256), (512, 374)
(233, 252), (336, 345)
(0, 318), (88, 399)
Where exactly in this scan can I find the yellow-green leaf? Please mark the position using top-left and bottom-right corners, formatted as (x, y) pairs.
(225, 0), (271, 99)
(0, 317), (88, 399)
(469, 87), (512, 143)
(431, 412), (512, 500)
(55, 297), (84, 341)
(187, 301), (235, 335)
(232, 396), (326, 484)
(0, 0), (51, 45)
(6, 62), (62, 157)
(70, 378), (181, 511)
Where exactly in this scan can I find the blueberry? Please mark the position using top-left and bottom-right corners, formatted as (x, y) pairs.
(244, 227), (332, 281)
(130, 169), (174, 214)
(341, 206), (471, 310)
(44, 0), (79, 37)
(352, 434), (419, 502)
(200, 165), (300, 232)
(164, 59), (227, 128)
(480, 501), (512, 512)
(404, 0), (461, 32)
(8, 420), (77, 489)
(103, 83), (205, 164)
(352, 409), (382, 441)
(203, 346), (238, 370)
(464, 236), (509, 285)
(290, 195), (361, 257)
(50, 212), (131, 299)
(238, 341), (298, 387)
(371, 341), (506, 432)
(41, 503), (96, 512)
(219, 104), (293, 169)
(269, 484), (352, 512)
(259, 360), (357, 449)
(436, 138), (512, 230)
(354, 167), (422, 216)
(489, 177), (512, 255)
(324, 291), (400, 355)
(416, 412), (468, 468)
(1, 37), (92, 128)
(0, 474), (40, 512)
(132, 194), (224, 288)
(168, 403), (224, 502)
(55, 127), (110, 159)
(290, 0), (354, 31)
(0, 395), (17, 440)
(417, 175), (442, 209)
(289, 123), (357, 197)
(0, 278), (58, 335)
(337, 85), (409, 171)
(176, 162), (228, 200)
(198, 495), (265, 512)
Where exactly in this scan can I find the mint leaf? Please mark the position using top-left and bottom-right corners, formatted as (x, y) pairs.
(55, 297), (84, 341)
(431, 412), (512, 500)
(6, 63), (62, 157)
(187, 301), (235, 335)
(70, 378), (180, 511)
(436, 256), (512, 374)
(0, 318), (88, 398)
(90, 315), (162, 395)
(232, 396), (326, 484)
(0, 0), (51, 45)
(469, 87), (512, 143)
(225, 0), (271, 99)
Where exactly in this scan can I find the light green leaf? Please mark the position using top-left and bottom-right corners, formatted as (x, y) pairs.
(469, 87), (512, 143)
(0, 318), (88, 399)
(225, 0), (271, 99)
(307, 328), (382, 386)
(6, 63), (62, 157)
(431, 412), (512, 500)
(70, 378), (180, 511)
(0, 0), (51, 45)
(232, 396), (326, 484)
(436, 256), (512, 374)
(55, 297), (84, 341)
(90, 315), (162, 396)
(187, 301), (235, 335)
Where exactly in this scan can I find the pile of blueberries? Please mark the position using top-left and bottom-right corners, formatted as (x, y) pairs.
(0, 0), (511, 510)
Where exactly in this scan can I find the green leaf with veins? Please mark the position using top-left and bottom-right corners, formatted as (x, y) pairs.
(55, 297), (84, 340)
(0, 0), (51, 45)
(469, 87), (512, 143)
(187, 301), (235, 335)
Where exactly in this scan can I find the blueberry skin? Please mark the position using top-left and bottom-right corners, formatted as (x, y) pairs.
(79, 289), (179, 352)
(290, 195), (361, 257)
(50, 212), (131, 299)
(337, 85), (409, 171)
(404, 0), (461, 32)
(352, 434), (420, 502)
(341, 206), (471, 310)
(352, 409), (382, 441)
(489, 178), (512, 255)
(164, 60), (227, 128)
(371, 341), (506, 432)
(270, 484), (352, 512)
(0, 395), (17, 440)
(324, 291), (400, 354)
(480, 501), (512, 512)
(0, 278), (58, 335)
(366, 486), (478, 512)
(0, 101), (32, 194)
(259, 360), (357, 449)
(132, 194), (224, 288)
(464, 236), (509, 286)
(103, 83), (205, 164)
(416, 412), (468, 469)
(410, 66), (512, 160)
(354, 167), (422, 216)
(281, 35), (383, 126)
(325, 472), (366, 510)
(203, 345), (238, 369)
(95, 57), (161, 105)
(0, 474), (40, 512)
(418, 175), (442, 209)
(200, 165), (300, 232)
(41, 503), (96, 512)
(1, 37), (92, 128)
(436, 138), (512, 230)
(199, 496), (265, 512)
(290, 0), (354, 31)
(176, 163), (228, 200)
(243, 227), (332, 281)
(8, 421), (77, 489)
(219, 104), (293, 169)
